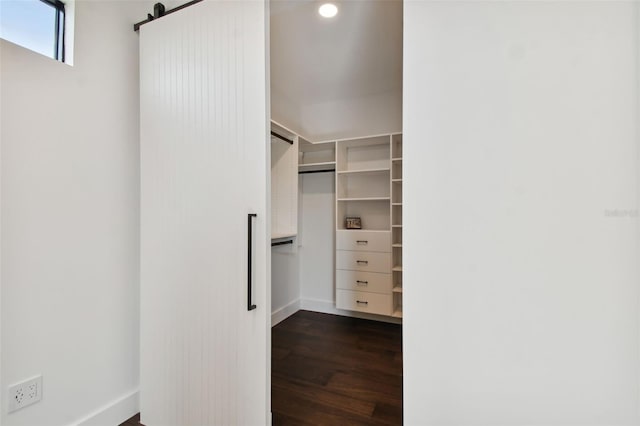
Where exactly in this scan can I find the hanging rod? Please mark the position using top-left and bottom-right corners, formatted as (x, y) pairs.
(134, 0), (203, 31)
(271, 131), (294, 145)
(299, 169), (335, 175)
(271, 239), (294, 247)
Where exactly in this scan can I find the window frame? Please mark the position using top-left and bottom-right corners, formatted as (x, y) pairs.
(40, 0), (65, 62)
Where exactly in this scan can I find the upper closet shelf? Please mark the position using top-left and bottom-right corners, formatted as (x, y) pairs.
(272, 232), (297, 240)
(299, 139), (336, 171)
(337, 197), (390, 202)
(299, 161), (336, 173)
(337, 168), (389, 175)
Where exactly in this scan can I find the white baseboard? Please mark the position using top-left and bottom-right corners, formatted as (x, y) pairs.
(272, 297), (402, 327)
(300, 298), (402, 324)
(271, 298), (301, 326)
(73, 389), (139, 426)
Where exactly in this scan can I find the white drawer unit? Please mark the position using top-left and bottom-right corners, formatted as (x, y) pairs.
(336, 250), (392, 273)
(336, 289), (393, 316)
(332, 135), (402, 318)
(336, 230), (391, 253)
(336, 270), (391, 294)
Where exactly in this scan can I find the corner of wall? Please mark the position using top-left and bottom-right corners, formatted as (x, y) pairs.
(73, 390), (138, 426)
(271, 299), (300, 327)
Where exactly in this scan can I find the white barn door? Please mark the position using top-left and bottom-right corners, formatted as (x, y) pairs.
(139, 1), (269, 424)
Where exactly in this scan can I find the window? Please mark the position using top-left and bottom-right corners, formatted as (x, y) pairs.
(0, 0), (66, 62)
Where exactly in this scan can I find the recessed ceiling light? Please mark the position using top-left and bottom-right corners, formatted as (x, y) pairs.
(318, 3), (338, 18)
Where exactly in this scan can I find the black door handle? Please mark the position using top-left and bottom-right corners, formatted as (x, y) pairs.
(247, 213), (257, 311)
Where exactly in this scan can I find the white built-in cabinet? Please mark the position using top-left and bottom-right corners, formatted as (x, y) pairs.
(295, 134), (403, 319)
(333, 134), (403, 318)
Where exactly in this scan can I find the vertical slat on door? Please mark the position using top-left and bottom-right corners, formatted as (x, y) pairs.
(140, 1), (268, 425)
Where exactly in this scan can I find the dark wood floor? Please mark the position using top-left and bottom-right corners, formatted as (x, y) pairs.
(120, 413), (140, 425)
(272, 310), (402, 425)
(121, 310), (402, 426)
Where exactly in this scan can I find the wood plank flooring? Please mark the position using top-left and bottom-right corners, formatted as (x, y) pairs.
(120, 310), (402, 426)
(120, 413), (140, 425)
(272, 310), (402, 425)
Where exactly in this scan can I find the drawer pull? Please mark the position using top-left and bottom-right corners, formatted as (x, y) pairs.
(356, 260), (369, 265)
(356, 240), (368, 244)
(356, 280), (368, 286)
(356, 300), (369, 305)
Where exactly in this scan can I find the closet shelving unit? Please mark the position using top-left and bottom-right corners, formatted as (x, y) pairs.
(336, 136), (391, 233)
(332, 135), (397, 318)
(297, 132), (402, 320)
(298, 139), (336, 173)
(391, 134), (403, 318)
(271, 121), (299, 241)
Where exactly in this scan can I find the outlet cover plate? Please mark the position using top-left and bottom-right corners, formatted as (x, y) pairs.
(8, 375), (42, 413)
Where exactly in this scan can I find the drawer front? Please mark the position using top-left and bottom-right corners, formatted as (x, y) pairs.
(336, 250), (391, 273)
(336, 290), (392, 316)
(336, 270), (391, 294)
(336, 230), (391, 253)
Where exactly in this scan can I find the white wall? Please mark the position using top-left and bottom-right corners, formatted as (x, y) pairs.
(271, 243), (300, 325)
(300, 90), (402, 143)
(271, 89), (304, 141)
(404, 2), (640, 424)
(298, 173), (335, 306)
(0, 1), (150, 424)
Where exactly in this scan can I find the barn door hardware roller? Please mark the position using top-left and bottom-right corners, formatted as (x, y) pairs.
(134, 0), (204, 32)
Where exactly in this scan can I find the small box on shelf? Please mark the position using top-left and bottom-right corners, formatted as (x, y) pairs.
(345, 217), (362, 229)
(338, 199), (391, 231)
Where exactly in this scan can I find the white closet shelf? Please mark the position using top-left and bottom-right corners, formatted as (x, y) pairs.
(337, 197), (391, 202)
(392, 224), (403, 227)
(392, 266), (403, 272)
(392, 307), (403, 318)
(337, 167), (390, 175)
(298, 161), (336, 172)
(392, 179), (403, 182)
(393, 286), (403, 293)
(299, 160), (335, 167)
(392, 157), (403, 161)
(392, 243), (402, 248)
(339, 229), (392, 233)
(337, 227), (392, 232)
(271, 233), (296, 240)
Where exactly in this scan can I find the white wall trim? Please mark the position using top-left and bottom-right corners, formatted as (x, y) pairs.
(300, 298), (402, 325)
(73, 389), (138, 426)
(271, 298), (301, 327)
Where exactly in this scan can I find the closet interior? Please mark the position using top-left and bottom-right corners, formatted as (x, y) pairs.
(272, 128), (403, 319)
(269, 0), (404, 326)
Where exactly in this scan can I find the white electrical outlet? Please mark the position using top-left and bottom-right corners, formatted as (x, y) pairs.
(8, 375), (42, 413)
